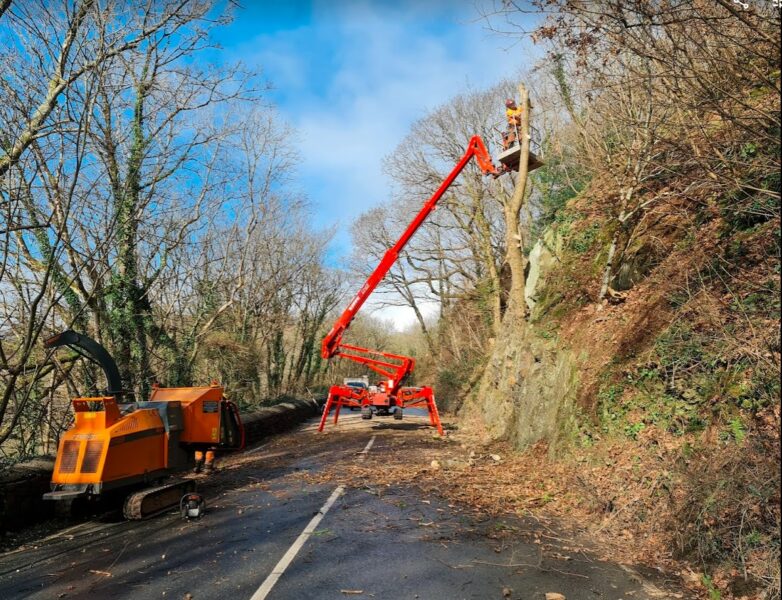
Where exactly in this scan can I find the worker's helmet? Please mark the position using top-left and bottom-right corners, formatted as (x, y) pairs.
(505, 98), (515, 107)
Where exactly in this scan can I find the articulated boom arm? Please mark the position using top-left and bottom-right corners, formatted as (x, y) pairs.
(336, 343), (415, 393)
(321, 136), (497, 364)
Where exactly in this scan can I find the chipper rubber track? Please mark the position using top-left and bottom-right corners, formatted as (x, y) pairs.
(123, 479), (196, 520)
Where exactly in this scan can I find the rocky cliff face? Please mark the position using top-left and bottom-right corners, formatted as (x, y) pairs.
(463, 229), (580, 452)
(468, 324), (578, 451)
(463, 177), (779, 456)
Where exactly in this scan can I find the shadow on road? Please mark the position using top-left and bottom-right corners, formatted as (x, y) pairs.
(371, 421), (432, 432)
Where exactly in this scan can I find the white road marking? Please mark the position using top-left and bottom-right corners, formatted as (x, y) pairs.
(244, 442), (269, 455)
(249, 435), (377, 599)
(357, 435), (376, 461)
(249, 485), (345, 600)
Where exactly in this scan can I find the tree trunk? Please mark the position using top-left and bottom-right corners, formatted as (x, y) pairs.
(504, 83), (533, 317)
(463, 82), (536, 442)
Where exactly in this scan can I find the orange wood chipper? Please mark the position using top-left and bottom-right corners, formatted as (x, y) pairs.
(43, 330), (244, 519)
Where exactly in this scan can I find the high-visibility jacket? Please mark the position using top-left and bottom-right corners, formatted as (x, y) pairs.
(506, 106), (523, 125)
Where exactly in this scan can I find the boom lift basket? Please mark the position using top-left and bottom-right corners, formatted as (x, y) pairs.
(497, 145), (544, 171)
(495, 121), (544, 172)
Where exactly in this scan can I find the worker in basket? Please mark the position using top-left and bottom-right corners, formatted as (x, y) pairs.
(502, 98), (523, 150)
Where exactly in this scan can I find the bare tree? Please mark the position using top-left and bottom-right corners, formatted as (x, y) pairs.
(0, 1), (221, 178)
(0, 1), (340, 457)
(379, 83), (517, 336)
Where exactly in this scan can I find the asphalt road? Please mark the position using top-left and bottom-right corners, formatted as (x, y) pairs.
(0, 413), (674, 600)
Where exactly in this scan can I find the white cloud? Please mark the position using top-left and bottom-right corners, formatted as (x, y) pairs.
(365, 298), (440, 332)
(238, 0), (529, 224)
(227, 0), (537, 329)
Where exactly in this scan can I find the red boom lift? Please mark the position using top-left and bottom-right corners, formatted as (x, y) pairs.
(318, 136), (500, 436)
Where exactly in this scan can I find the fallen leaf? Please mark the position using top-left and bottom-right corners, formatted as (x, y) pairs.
(545, 594), (566, 600)
(340, 591), (364, 595)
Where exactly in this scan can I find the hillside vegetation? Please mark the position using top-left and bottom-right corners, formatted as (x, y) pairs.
(358, 2), (780, 597)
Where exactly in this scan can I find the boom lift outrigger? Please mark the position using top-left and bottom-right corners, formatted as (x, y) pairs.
(318, 136), (501, 436)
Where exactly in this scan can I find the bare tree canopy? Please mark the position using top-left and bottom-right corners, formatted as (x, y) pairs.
(0, 0), (342, 460)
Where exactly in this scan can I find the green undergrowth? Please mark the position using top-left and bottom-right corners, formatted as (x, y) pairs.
(593, 326), (778, 441)
(540, 178), (780, 596)
(530, 205), (615, 323)
(586, 320), (780, 594)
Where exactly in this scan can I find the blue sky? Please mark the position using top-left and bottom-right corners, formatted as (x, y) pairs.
(213, 0), (539, 327)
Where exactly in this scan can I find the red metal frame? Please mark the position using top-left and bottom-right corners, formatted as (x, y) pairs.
(319, 136), (498, 436)
(336, 344), (413, 394)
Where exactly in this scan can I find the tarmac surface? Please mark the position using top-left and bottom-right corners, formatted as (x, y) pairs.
(0, 412), (674, 600)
